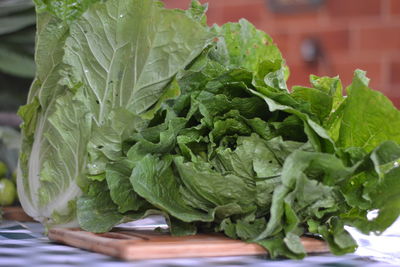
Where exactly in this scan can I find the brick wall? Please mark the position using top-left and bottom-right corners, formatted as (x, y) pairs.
(164, 0), (400, 108)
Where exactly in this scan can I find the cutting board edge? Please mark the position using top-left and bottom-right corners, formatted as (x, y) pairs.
(48, 228), (125, 259)
(48, 227), (329, 261)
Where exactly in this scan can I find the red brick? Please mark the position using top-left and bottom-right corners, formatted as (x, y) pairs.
(285, 59), (383, 90)
(163, 0), (190, 9)
(217, 2), (268, 26)
(390, 61), (400, 84)
(358, 25), (400, 51)
(268, 12), (322, 31)
(269, 32), (290, 56)
(389, 95), (400, 108)
(299, 29), (350, 54)
(326, 0), (382, 18)
(390, 0), (400, 15)
(385, 84), (400, 98)
(286, 63), (319, 88)
(330, 61), (382, 89)
(203, 0), (265, 7)
(271, 29), (349, 68)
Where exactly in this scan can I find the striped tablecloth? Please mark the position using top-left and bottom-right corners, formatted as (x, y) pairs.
(1, 216), (399, 267)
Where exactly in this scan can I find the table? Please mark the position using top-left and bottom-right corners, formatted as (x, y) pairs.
(1, 217), (399, 267)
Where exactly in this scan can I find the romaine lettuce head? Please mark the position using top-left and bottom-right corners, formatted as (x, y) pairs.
(73, 18), (400, 259)
(17, 0), (400, 260)
(17, 0), (213, 227)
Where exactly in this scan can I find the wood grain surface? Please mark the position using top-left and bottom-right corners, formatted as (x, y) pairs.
(2, 206), (34, 222)
(48, 227), (329, 260)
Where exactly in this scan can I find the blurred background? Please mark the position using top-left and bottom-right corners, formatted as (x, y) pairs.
(0, 0), (399, 128)
(0, 0), (35, 128)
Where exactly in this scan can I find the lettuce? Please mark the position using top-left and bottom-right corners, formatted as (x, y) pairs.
(17, 0), (213, 227)
(18, 0), (400, 259)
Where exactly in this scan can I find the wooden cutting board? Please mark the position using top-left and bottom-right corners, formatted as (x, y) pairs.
(48, 227), (329, 260)
(2, 206), (35, 222)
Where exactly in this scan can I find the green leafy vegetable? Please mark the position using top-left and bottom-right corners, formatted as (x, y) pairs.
(330, 70), (400, 152)
(33, 0), (100, 23)
(18, 0), (400, 259)
(17, 0), (213, 227)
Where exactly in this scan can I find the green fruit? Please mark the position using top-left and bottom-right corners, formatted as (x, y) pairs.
(0, 162), (7, 177)
(0, 178), (16, 206)
(12, 170), (17, 183)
